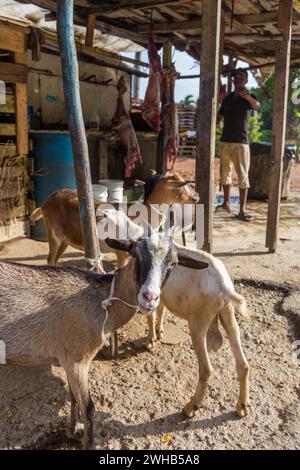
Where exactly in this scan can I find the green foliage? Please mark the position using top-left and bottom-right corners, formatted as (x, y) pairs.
(251, 69), (300, 142)
(179, 94), (196, 106)
(249, 113), (262, 142)
(250, 74), (274, 135)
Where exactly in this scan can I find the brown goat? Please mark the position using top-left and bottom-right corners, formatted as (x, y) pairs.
(0, 230), (208, 449)
(30, 173), (198, 267)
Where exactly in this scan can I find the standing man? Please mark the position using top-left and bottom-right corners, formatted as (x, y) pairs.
(216, 68), (260, 221)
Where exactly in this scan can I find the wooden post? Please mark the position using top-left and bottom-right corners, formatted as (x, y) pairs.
(196, 0), (221, 253)
(266, 0), (292, 253)
(157, 40), (172, 174)
(14, 32), (28, 156)
(85, 14), (96, 47)
(133, 51), (142, 98)
(227, 55), (234, 93)
(218, 16), (225, 102)
(57, 0), (104, 272)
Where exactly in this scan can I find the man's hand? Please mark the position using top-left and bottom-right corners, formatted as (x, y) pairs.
(238, 88), (261, 111)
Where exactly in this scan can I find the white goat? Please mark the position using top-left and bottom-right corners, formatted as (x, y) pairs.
(96, 210), (251, 419)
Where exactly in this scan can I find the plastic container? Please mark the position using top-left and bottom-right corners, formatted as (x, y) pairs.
(92, 184), (108, 201)
(30, 132), (76, 241)
(99, 179), (124, 202)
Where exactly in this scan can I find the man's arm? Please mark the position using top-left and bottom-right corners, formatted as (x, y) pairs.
(239, 90), (261, 111)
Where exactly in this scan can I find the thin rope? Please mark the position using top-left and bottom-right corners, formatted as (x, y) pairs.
(100, 276), (138, 346)
(85, 254), (105, 273)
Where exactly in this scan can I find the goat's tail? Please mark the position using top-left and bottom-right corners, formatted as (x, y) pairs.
(229, 291), (251, 320)
(29, 208), (43, 224)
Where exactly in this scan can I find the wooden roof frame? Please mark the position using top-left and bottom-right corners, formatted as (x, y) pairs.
(13, 0), (297, 256)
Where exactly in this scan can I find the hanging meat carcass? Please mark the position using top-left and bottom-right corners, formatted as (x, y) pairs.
(111, 76), (142, 178)
(162, 65), (180, 171)
(141, 23), (162, 132)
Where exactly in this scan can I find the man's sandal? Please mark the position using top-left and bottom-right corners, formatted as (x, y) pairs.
(215, 205), (231, 213)
(233, 212), (253, 222)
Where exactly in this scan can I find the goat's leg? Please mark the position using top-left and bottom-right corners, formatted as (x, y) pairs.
(54, 242), (68, 264)
(184, 322), (213, 418)
(145, 310), (157, 350)
(68, 378), (82, 436)
(65, 363), (95, 450)
(46, 224), (61, 265)
(220, 305), (250, 418)
(156, 303), (166, 340)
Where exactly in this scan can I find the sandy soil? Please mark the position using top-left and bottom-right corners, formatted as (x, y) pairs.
(0, 282), (299, 450)
(174, 156), (300, 189)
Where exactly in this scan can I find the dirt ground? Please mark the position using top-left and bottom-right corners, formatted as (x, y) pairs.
(0, 163), (300, 450)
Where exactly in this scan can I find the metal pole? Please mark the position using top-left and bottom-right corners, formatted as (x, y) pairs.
(57, 0), (104, 272)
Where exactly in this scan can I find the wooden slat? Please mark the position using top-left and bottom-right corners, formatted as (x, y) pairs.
(196, 0), (221, 253)
(0, 143), (17, 157)
(88, 0), (179, 14)
(0, 25), (25, 53)
(15, 51), (28, 155)
(0, 94), (16, 113)
(85, 14), (96, 47)
(137, 19), (201, 33)
(0, 123), (16, 136)
(266, 0), (293, 253)
(0, 62), (27, 83)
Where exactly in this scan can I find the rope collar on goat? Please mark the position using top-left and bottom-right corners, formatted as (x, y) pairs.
(100, 275), (139, 346)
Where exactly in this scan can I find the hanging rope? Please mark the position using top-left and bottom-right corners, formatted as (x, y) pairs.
(100, 276), (139, 346)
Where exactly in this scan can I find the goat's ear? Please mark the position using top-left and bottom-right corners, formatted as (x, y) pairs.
(105, 238), (135, 253)
(177, 254), (209, 270)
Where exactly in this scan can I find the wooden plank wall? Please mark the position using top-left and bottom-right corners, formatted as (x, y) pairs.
(0, 25), (28, 239)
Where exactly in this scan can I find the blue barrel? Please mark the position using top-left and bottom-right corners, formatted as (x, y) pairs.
(30, 132), (77, 241)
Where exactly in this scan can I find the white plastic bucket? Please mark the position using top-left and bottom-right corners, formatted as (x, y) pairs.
(99, 179), (124, 203)
(92, 184), (108, 201)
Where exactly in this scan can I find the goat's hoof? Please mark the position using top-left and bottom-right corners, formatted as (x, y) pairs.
(183, 402), (197, 418)
(156, 329), (164, 340)
(145, 337), (156, 350)
(236, 400), (251, 418)
(145, 341), (154, 351)
(72, 421), (84, 437)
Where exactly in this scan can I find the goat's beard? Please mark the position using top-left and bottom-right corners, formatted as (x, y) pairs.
(137, 304), (158, 316)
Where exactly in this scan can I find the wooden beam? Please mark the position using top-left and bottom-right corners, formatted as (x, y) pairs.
(0, 62), (27, 83)
(14, 32), (28, 156)
(57, 0), (104, 273)
(218, 16), (225, 101)
(236, 10), (300, 25)
(85, 14), (96, 47)
(136, 18), (201, 33)
(196, 0), (221, 253)
(157, 40), (172, 175)
(88, 0), (180, 15)
(0, 25), (25, 53)
(266, 0), (293, 253)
